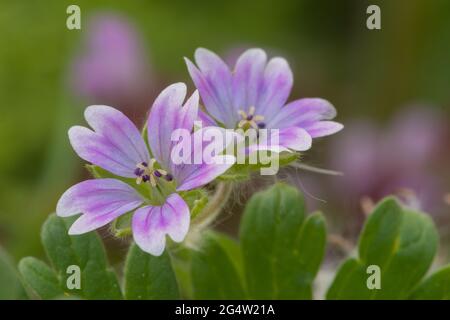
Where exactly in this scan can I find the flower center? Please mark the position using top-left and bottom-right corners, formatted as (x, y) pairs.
(238, 106), (266, 130)
(134, 159), (173, 187)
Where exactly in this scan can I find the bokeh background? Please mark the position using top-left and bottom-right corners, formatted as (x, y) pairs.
(0, 0), (449, 265)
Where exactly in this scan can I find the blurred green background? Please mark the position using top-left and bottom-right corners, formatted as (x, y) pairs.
(0, 0), (449, 261)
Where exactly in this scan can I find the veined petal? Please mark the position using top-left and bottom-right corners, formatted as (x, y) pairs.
(257, 57), (293, 118)
(171, 127), (237, 190)
(148, 83), (199, 169)
(85, 105), (150, 165)
(132, 193), (190, 256)
(179, 89), (200, 130)
(232, 48), (267, 114)
(185, 48), (235, 127)
(176, 155), (235, 191)
(197, 110), (217, 127)
(249, 127), (312, 153)
(269, 98), (337, 128)
(56, 179), (143, 234)
(69, 126), (138, 177)
(185, 58), (219, 120)
(69, 105), (149, 177)
(302, 121), (344, 138)
(278, 127), (312, 151)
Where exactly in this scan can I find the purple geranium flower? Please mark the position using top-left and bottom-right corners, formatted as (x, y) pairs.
(56, 83), (234, 255)
(185, 48), (343, 152)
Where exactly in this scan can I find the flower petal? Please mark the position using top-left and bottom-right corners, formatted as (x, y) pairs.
(147, 83), (199, 169)
(249, 127), (312, 153)
(185, 48), (235, 127)
(56, 179), (143, 234)
(69, 105), (149, 177)
(171, 127), (237, 191)
(176, 155), (235, 191)
(257, 57), (293, 119)
(267, 98), (343, 138)
(302, 121), (344, 138)
(132, 193), (190, 256)
(232, 48), (267, 114)
(85, 105), (150, 163)
(197, 110), (217, 127)
(69, 126), (137, 177)
(278, 127), (312, 151)
(269, 98), (337, 128)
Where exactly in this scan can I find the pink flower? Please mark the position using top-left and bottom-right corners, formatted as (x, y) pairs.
(57, 83), (234, 255)
(185, 48), (343, 152)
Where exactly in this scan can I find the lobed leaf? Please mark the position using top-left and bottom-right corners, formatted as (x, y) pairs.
(18, 257), (63, 299)
(191, 231), (246, 299)
(41, 214), (122, 299)
(0, 247), (26, 299)
(240, 183), (326, 299)
(410, 265), (450, 299)
(327, 198), (438, 299)
(124, 243), (179, 300)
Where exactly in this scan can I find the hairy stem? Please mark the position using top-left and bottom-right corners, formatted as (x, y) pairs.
(191, 181), (233, 232)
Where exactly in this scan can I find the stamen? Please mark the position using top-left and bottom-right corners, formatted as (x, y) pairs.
(249, 121), (259, 129)
(158, 169), (168, 175)
(257, 122), (266, 129)
(134, 159), (173, 186)
(154, 170), (162, 178)
(134, 168), (144, 176)
(238, 120), (247, 128)
(238, 107), (265, 130)
(150, 175), (157, 187)
(238, 110), (248, 119)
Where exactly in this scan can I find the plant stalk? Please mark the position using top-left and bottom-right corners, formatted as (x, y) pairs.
(187, 182), (233, 243)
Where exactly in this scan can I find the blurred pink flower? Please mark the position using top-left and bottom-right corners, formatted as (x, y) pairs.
(330, 107), (449, 214)
(70, 13), (152, 109)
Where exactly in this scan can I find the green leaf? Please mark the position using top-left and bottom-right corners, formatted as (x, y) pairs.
(124, 243), (179, 299)
(18, 257), (63, 299)
(0, 247), (26, 299)
(41, 214), (122, 299)
(410, 265), (450, 299)
(191, 231), (246, 299)
(327, 198), (439, 299)
(358, 197), (404, 266)
(325, 258), (369, 299)
(240, 183), (326, 299)
(171, 247), (195, 299)
(212, 231), (246, 284)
